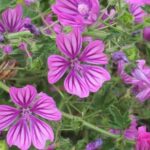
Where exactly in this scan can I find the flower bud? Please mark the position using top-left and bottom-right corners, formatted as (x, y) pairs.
(2, 45), (13, 54)
(112, 51), (129, 63)
(18, 42), (27, 51)
(86, 138), (103, 150)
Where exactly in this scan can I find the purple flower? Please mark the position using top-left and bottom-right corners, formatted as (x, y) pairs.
(143, 26), (150, 41)
(136, 126), (150, 150)
(2, 45), (13, 54)
(0, 85), (62, 150)
(86, 138), (103, 150)
(52, 0), (100, 28)
(128, 4), (146, 23)
(120, 60), (150, 102)
(0, 5), (30, 33)
(47, 29), (110, 98)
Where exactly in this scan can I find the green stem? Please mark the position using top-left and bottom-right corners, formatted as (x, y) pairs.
(62, 112), (135, 144)
(5, 31), (32, 40)
(62, 112), (119, 139)
(0, 81), (9, 92)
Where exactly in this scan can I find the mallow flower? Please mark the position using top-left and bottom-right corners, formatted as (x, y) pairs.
(136, 126), (150, 150)
(47, 29), (110, 98)
(0, 5), (31, 33)
(52, 0), (100, 28)
(129, 4), (146, 23)
(120, 60), (150, 102)
(0, 85), (62, 150)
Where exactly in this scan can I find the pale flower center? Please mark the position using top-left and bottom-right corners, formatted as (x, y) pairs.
(21, 108), (32, 118)
(70, 58), (81, 70)
(78, 3), (89, 15)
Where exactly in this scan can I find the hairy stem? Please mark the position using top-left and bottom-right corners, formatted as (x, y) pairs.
(0, 81), (9, 92)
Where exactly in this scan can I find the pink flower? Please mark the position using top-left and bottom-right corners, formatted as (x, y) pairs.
(136, 126), (150, 150)
(0, 85), (62, 150)
(0, 5), (30, 33)
(52, 0), (100, 28)
(120, 60), (150, 102)
(47, 29), (110, 98)
(128, 4), (146, 23)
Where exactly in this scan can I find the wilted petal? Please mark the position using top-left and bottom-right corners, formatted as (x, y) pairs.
(83, 65), (111, 92)
(31, 92), (62, 121)
(64, 69), (89, 98)
(0, 105), (19, 130)
(80, 40), (108, 65)
(56, 29), (82, 58)
(2, 5), (23, 32)
(47, 55), (69, 84)
(9, 85), (37, 108)
(136, 88), (150, 102)
(30, 115), (54, 149)
(7, 118), (31, 150)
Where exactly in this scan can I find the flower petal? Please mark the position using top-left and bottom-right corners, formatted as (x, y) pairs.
(80, 40), (108, 65)
(47, 55), (69, 84)
(132, 69), (150, 85)
(56, 29), (82, 58)
(2, 5), (23, 32)
(83, 65), (111, 92)
(0, 105), (19, 131)
(7, 118), (31, 150)
(31, 92), (62, 121)
(136, 88), (150, 102)
(9, 85), (37, 108)
(64, 69), (89, 98)
(30, 115), (54, 149)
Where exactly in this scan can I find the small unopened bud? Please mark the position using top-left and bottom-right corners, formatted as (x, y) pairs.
(112, 51), (129, 63)
(24, 24), (41, 35)
(18, 42), (27, 51)
(2, 45), (13, 54)
(86, 138), (103, 150)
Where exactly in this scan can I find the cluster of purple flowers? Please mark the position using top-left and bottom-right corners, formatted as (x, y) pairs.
(0, 0), (150, 149)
